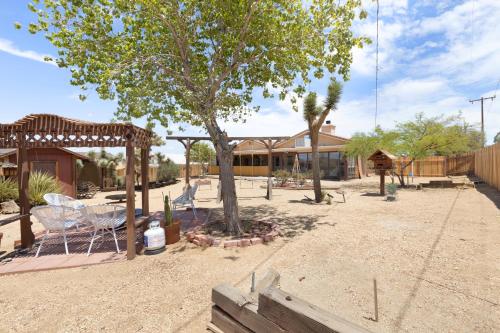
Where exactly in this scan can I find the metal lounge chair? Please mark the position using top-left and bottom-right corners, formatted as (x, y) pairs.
(83, 204), (126, 256)
(31, 205), (79, 257)
(172, 183), (198, 219)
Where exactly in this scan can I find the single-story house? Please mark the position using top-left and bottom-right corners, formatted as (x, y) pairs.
(209, 121), (358, 180)
(0, 147), (90, 197)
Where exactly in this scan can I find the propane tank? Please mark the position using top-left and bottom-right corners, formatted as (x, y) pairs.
(144, 220), (166, 255)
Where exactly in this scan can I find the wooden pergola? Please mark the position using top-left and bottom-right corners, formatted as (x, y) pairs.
(0, 114), (153, 260)
(166, 136), (289, 200)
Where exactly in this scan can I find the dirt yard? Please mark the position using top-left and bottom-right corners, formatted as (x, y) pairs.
(0, 176), (499, 332)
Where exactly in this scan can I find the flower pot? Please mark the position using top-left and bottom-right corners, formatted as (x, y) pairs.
(164, 220), (181, 245)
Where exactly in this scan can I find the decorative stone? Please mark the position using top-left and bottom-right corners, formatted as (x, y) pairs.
(250, 237), (262, 245)
(239, 239), (251, 247)
(212, 239), (221, 247)
(224, 240), (239, 248)
(0, 200), (19, 214)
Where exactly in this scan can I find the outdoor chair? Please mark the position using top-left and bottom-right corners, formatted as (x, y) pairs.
(43, 193), (87, 230)
(83, 204), (126, 256)
(31, 205), (79, 257)
(173, 183), (198, 219)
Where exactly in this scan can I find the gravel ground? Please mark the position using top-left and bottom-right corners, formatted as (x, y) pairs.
(0, 176), (499, 332)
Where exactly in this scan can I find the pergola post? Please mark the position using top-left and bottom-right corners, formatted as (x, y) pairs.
(141, 146), (150, 216)
(185, 138), (191, 186)
(266, 139), (273, 200)
(125, 136), (136, 260)
(17, 142), (34, 248)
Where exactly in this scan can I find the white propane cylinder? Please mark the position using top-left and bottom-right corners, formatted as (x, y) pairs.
(144, 220), (165, 252)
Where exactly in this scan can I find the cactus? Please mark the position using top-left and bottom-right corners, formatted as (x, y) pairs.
(164, 194), (173, 227)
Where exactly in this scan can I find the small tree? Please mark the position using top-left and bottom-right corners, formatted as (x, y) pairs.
(494, 131), (500, 144)
(303, 79), (342, 203)
(190, 143), (215, 176)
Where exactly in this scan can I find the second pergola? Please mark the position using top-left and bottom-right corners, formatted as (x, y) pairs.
(166, 136), (289, 200)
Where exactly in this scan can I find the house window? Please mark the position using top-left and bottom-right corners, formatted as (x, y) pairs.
(32, 161), (57, 178)
(295, 135), (310, 148)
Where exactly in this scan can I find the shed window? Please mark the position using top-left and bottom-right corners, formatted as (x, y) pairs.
(32, 161), (57, 178)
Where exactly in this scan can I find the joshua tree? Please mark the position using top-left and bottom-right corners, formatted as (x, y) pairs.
(303, 79), (343, 203)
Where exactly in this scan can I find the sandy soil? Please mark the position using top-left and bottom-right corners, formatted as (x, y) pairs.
(0, 176), (499, 332)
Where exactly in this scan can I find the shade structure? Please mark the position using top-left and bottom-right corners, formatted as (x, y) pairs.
(0, 114), (153, 260)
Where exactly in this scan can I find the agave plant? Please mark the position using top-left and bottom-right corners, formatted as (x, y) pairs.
(0, 178), (19, 203)
(29, 171), (61, 206)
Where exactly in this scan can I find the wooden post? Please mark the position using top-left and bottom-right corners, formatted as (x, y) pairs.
(141, 146), (150, 216)
(380, 171), (385, 196)
(185, 138), (191, 187)
(126, 138), (136, 260)
(17, 145), (34, 248)
(266, 139), (272, 200)
(373, 279), (379, 322)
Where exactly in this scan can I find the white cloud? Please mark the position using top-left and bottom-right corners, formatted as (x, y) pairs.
(0, 38), (56, 66)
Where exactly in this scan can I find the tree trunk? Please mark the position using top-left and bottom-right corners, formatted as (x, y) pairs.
(310, 132), (322, 203)
(216, 138), (242, 235)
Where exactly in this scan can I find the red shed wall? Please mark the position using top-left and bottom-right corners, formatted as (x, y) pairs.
(8, 148), (76, 197)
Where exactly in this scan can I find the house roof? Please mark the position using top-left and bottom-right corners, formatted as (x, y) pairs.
(0, 147), (90, 161)
(368, 149), (397, 161)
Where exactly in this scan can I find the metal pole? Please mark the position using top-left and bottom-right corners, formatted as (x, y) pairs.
(373, 278), (379, 322)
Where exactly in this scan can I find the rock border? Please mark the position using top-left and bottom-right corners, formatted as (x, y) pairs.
(185, 221), (281, 248)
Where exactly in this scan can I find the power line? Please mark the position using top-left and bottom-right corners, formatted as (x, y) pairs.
(469, 95), (496, 147)
(374, 0), (379, 129)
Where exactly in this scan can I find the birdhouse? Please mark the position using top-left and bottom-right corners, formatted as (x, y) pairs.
(368, 149), (396, 171)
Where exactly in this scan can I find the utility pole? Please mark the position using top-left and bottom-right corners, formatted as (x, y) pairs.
(469, 95), (496, 147)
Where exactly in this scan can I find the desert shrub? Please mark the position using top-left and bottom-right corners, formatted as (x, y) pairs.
(0, 178), (19, 202)
(320, 190), (328, 202)
(273, 170), (291, 186)
(386, 183), (398, 195)
(29, 171), (62, 206)
(158, 161), (179, 182)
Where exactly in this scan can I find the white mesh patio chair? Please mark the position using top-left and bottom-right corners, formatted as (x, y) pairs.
(172, 183), (198, 219)
(83, 204), (126, 256)
(43, 193), (87, 230)
(31, 205), (79, 257)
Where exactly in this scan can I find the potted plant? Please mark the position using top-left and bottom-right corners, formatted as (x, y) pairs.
(163, 194), (181, 244)
(386, 183), (398, 201)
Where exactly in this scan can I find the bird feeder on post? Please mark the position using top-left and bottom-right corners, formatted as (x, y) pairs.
(368, 150), (396, 196)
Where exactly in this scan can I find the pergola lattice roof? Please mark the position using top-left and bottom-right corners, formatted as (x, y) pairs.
(0, 114), (152, 149)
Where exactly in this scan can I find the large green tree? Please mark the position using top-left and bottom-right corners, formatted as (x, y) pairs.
(303, 79), (342, 203)
(24, 0), (368, 234)
(345, 113), (476, 186)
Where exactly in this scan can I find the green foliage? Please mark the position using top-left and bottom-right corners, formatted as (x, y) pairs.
(28, 171), (61, 206)
(273, 170), (291, 187)
(386, 183), (398, 195)
(157, 159), (179, 182)
(25, 0), (368, 128)
(190, 143), (215, 175)
(0, 178), (19, 203)
(495, 132), (500, 144)
(345, 113), (477, 160)
(164, 194), (173, 227)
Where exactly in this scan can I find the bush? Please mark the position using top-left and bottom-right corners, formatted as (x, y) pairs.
(29, 171), (62, 206)
(386, 183), (398, 195)
(0, 178), (19, 203)
(273, 170), (291, 186)
(157, 161), (179, 182)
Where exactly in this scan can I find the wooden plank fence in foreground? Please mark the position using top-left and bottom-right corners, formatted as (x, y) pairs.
(474, 143), (500, 190)
(209, 270), (373, 333)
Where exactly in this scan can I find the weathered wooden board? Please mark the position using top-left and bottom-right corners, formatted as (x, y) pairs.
(212, 284), (284, 333)
(258, 287), (373, 333)
(249, 268), (280, 299)
(211, 306), (253, 333)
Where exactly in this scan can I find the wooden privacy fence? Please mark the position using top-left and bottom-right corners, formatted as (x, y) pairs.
(474, 143), (500, 190)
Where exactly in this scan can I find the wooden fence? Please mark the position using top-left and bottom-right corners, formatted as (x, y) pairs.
(474, 143), (500, 190)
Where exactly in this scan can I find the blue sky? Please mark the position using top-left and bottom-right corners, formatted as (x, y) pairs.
(1, 0), (499, 163)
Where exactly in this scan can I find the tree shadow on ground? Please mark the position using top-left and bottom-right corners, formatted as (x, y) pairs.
(360, 192), (384, 197)
(209, 204), (326, 239)
(474, 183), (500, 209)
